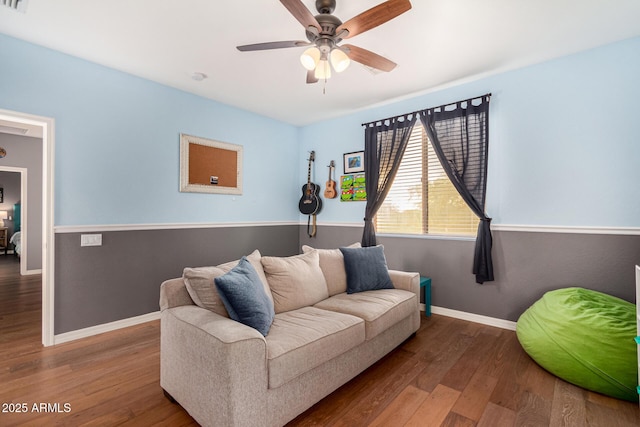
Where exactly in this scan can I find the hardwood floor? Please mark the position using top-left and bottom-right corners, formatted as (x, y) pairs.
(0, 255), (638, 426)
(289, 318), (639, 427)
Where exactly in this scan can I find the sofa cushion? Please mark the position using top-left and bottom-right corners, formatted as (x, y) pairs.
(261, 251), (329, 313)
(314, 289), (417, 340)
(182, 266), (229, 317)
(301, 243), (361, 296)
(265, 306), (365, 388)
(182, 249), (273, 317)
(214, 257), (275, 336)
(340, 246), (394, 294)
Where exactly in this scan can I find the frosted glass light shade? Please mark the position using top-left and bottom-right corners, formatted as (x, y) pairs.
(0, 211), (7, 220)
(300, 47), (320, 71)
(330, 48), (350, 72)
(314, 59), (332, 79)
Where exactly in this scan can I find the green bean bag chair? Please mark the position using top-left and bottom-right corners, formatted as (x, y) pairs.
(516, 287), (638, 402)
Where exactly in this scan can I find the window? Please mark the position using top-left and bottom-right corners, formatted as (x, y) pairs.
(375, 123), (478, 236)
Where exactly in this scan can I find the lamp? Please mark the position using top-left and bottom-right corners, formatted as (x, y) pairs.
(301, 44), (351, 81)
(314, 57), (332, 80)
(0, 211), (7, 222)
(330, 48), (350, 73)
(300, 47), (320, 71)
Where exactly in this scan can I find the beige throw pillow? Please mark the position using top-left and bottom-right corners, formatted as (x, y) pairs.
(183, 265), (229, 317)
(261, 251), (329, 313)
(182, 249), (273, 317)
(302, 243), (361, 296)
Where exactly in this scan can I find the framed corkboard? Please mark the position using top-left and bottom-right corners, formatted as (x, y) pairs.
(180, 134), (243, 195)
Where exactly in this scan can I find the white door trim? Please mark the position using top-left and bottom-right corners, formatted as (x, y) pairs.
(0, 109), (55, 346)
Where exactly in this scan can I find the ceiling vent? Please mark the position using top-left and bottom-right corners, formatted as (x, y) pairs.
(1, 0), (28, 13)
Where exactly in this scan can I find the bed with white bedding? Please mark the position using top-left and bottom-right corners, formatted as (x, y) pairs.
(10, 231), (21, 256)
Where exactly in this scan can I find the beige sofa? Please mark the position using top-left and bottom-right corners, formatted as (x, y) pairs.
(159, 246), (420, 427)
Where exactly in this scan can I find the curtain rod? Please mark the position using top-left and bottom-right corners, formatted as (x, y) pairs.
(361, 93), (491, 127)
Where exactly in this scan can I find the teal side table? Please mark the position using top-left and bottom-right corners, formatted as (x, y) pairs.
(419, 276), (431, 317)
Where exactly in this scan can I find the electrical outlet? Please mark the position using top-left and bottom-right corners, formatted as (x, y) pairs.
(81, 234), (102, 247)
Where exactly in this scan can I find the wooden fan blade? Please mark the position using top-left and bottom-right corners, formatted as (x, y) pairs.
(280, 0), (321, 32)
(343, 44), (397, 72)
(306, 70), (319, 84)
(236, 41), (311, 51)
(336, 0), (412, 39)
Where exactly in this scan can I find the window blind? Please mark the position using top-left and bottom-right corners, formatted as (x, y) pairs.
(375, 124), (478, 236)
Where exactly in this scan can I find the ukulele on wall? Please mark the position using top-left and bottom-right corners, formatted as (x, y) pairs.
(324, 160), (337, 199)
(299, 151), (322, 215)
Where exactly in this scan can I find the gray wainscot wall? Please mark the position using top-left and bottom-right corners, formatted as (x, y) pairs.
(54, 222), (639, 335)
(299, 225), (640, 322)
(54, 224), (300, 334)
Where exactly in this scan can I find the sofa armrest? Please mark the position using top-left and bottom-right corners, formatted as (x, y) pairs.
(161, 305), (268, 426)
(389, 270), (420, 297)
(163, 304), (266, 347)
(159, 278), (194, 311)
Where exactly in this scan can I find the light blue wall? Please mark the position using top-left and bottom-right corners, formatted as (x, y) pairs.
(300, 36), (640, 228)
(2, 30), (638, 333)
(0, 33), (300, 226)
(2, 33), (639, 229)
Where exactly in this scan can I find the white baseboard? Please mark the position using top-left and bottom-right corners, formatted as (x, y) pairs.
(54, 311), (161, 344)
(421, 304), (517, 331)
(54, 305), (515, 345)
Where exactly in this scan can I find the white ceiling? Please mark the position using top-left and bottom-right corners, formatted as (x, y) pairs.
(1, 0), (640, 127)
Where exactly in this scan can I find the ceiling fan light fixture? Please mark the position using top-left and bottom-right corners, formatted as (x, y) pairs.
(330, 48), (350, 73)
(300, 47), (320, 71)
(237, 0), (412, 86)
(314, 59), (332, 80)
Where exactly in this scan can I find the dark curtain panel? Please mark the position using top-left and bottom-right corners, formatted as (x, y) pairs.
(362, 115), (417, 247)
(419, 95), (493, 283)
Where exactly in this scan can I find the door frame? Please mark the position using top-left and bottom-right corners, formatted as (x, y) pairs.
(0, 109), (55, 346)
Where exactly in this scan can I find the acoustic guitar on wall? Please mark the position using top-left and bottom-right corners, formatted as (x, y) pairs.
(324, 160), (337, 199)
(299, 151), (322, 216)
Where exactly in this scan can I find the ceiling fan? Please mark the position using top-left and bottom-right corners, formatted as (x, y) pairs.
(236, 0), (412, 84)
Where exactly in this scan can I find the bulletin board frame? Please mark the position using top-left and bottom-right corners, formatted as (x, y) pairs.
(179, 133), (243, 195)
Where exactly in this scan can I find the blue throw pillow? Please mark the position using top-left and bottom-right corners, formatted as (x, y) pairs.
(214, 257), (275, 336)
(339, 246), (394, 294)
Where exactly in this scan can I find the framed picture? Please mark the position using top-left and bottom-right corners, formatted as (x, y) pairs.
(180, 133), (243, 195)
(343, 151), (365, 174)
(340, 174), (366, 202)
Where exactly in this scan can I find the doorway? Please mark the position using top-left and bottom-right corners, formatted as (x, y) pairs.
(0, 168), (27, 275)
(0, 109), (54, 346)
